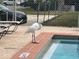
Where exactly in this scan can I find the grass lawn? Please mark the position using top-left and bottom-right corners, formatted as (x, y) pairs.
(17, 8), (36, 14)
(42, 12), (78, 27)
(17, 8), (67, 15)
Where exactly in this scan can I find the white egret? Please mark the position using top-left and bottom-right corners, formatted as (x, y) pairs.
(26, 23), (42, 43)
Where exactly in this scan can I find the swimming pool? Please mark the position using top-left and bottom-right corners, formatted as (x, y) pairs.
(35, 35), (79, 59)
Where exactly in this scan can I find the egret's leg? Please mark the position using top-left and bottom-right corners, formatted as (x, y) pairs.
(32, 32), (35, 43)
(32, 32), (39, 44)
(32, 33), (34, 42)
(33, 32), (36, 42)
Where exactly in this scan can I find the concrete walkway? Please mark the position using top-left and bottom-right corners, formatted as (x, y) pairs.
(22, 15), (56, 26)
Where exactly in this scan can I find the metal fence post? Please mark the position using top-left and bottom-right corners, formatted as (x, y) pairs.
(6, 12), (8, 21)
(14, 0), (16, 21)
(37, 2), (40, 22)
(55, 0), (57, 15)
(47, 0), (50, 20)
(43, 2), (46, 22)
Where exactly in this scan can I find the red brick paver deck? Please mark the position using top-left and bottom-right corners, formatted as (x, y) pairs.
(11, 32), (53, 59)
(11, 31), (79, 59)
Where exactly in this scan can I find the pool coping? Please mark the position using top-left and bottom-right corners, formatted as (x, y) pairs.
(11, 32), (79, 59)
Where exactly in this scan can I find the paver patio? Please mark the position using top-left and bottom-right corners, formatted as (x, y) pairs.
(0, 25), (79, 59)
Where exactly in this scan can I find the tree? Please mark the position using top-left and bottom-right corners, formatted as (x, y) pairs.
(28, 0), (34, 2)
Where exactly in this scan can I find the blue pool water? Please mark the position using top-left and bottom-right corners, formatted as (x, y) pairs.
(50, 40), (79, 59)
(35, 36), (79, 59)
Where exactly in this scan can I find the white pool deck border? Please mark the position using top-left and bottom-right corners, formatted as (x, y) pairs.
(42, 41), (60, 59)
